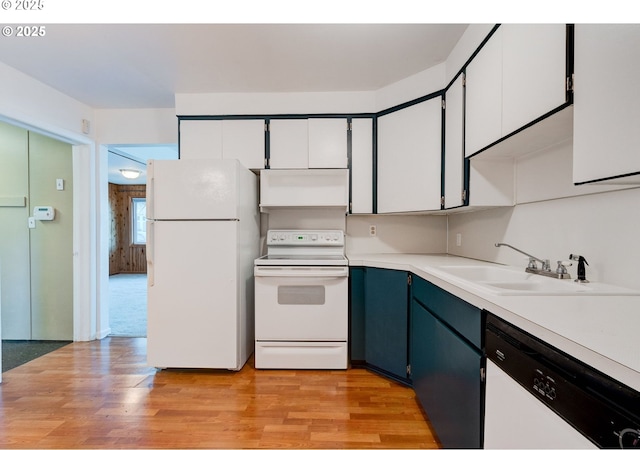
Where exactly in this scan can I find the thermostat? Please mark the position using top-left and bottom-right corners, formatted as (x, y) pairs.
(33, 206), (55, 221)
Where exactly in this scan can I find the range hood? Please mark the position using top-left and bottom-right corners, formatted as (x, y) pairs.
(259, 169), (349, 213)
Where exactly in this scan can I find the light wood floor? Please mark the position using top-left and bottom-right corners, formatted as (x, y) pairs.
(0, 337), (440, 448)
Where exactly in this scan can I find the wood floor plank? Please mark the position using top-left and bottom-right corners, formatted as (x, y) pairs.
(0, 337), (440, 448)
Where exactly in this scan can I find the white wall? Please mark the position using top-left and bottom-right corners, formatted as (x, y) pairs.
(0, 62), (99, 341)
(95, 108), (178, 144)
(0, 62), (94, 142)
(374, 63), (446, 111)
(347, 215), (447, 255)
(448, 141), (640, 290)
(176, 91), (377, 116)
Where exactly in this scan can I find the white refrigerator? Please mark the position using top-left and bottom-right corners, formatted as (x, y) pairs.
(146, 159), (259, 370)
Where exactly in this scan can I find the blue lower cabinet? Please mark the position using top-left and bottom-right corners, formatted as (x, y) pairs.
(411, 279), (484, 449)
(364, 268), (409, 382)
(349, 267), (366, 363)
(349, 267), (484, 447)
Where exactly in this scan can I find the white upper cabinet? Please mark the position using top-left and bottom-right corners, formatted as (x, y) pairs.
(465, 27), (503, 157)
(444, 74), (465, 209)
(221, 120), (265, 170)
(573, 24), (640, 184)
(179, 119), (265, 169)
(308, 119), (348, 168)
(501, 24), (567, 134)
(179, 120), (223, 159)
(350, 118), (373, 214)
(269, 118), (348, 169)
(377, 97), (442, 213)
(466, 25), (568, 157)
(269, 119), (308, 169)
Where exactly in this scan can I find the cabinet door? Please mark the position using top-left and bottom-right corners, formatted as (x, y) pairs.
(465, 27), (502, 157)
(411, 299), (483, 449)
(573, 24), (640, 184)
(350, 118), (373, 214)
(377, 97), (442, 213)
(179, 120), (223, 159)
(308, 118), (348, 168)
(502, 24), (567, 136)
(364, 268), (409, 380)
(444, 74), (465, 209)
(349, 267), (366, 362)
(269, 119), (308, 169)
(222, 120), (265, 170)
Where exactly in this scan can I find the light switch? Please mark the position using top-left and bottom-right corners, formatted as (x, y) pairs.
(28, 217), (36, 228)
(56, 179), (64, 190)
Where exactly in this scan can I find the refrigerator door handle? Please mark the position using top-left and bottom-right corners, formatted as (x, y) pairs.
(147, 220), (154, 286)
(147, 162), (155, 221)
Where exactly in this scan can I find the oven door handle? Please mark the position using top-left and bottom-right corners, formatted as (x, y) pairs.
(254, 266), (349, 278)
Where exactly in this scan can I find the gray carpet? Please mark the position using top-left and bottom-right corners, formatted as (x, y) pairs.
(109, 273), (147, 337)
(2, 340), (71, 372)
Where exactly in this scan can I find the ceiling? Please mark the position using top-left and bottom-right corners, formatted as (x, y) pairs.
(0, 24), (468, 109)
(108, 145), (179, 185)
(0, 24), (469, 183)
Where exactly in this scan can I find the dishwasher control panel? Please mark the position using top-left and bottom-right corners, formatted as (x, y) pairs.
(486, 313), (640, 449)
(533, 368), (557, 400)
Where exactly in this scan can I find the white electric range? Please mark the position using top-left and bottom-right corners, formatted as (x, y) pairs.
(254, 230), (349, 369)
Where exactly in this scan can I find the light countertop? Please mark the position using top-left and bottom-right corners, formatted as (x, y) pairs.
(348, 253), (640, 391)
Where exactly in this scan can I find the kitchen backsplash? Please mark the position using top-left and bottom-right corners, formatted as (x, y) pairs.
(346, 214), (447, 255)
(448, 186), (640, 290)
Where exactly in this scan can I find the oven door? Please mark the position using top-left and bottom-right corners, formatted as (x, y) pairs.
(254, 265), (348, 341)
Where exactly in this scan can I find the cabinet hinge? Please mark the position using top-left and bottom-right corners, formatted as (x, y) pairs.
(462, 73), (466, 87)
(462, 189), (467, 202)
(480, 367), (486, 382)
(440, 196), (445, 207)
(264, 158), (269, 167)
(442, 99), (446, 110)
(566, 74), (574, 93)
(264, 122), (269, 132)
(407, 274), (412, 286)
(347, 121), (352, 131)
(407, 364), (412, 376)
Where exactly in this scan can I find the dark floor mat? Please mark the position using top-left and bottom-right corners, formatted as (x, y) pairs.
(2, 340), (72, 372)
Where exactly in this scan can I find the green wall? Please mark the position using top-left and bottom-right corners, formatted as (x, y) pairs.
(0, 121), (73, 340)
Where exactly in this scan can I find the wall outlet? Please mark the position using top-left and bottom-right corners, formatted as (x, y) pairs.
(369, 225), (377, 237)
(456, 233), (462, 246)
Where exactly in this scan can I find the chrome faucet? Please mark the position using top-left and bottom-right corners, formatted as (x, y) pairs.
(495, 243), (572, 279)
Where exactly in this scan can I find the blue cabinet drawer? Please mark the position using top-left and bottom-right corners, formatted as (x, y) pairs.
(412, 275), (481, 349)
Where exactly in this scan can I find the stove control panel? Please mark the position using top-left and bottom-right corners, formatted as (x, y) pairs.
(267, 230), (344, 246)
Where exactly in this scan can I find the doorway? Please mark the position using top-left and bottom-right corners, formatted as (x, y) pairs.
(106, 144), (177, 337)
(108, 273), (147, 337)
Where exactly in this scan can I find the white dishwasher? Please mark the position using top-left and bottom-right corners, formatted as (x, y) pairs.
(484, 313), (640, 449)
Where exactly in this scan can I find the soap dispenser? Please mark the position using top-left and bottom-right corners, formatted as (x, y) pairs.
(569, 254), (589, 283)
